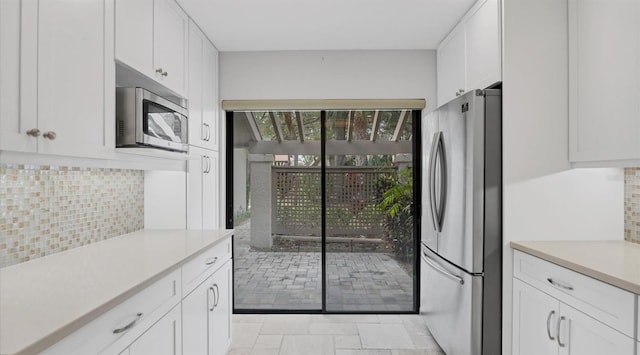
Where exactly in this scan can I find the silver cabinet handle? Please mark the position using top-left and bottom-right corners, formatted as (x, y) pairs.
(546, 310), (556, 341)
(205, 256), (218, 265)
(208, 286), (215, 311)
(422, 250), (464, 285)
(162, 71), (168, 77)
(203, 156), (211, 174)
(155, 68), (163, 74)
(556, 316), (567, 347)
(42, 131), (56, 140)
(547, 278), (573, 291)
(206, 124), (211, 141)
(455, 92), (461, 97)
(113, 313), (142, 334)
(202, 123), (209, 141)
(213, 284), (220, 307)
(26, 128), (40, 137)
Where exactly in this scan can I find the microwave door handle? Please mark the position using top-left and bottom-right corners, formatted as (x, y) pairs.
(428, 132), (440, 232)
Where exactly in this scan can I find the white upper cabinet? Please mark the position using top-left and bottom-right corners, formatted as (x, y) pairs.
(569, 0), (640, 163)
(115, 0), (188, 97)
(437, 26), (466, 107)
(436, 0), (501, 107)
(188, 21), (219, 151)
(464, 0), (501, 92)
(0, 0), (34, 152)
(1, 0), (114, 158)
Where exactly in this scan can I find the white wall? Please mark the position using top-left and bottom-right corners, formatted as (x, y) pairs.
(219, 50), (437, 112)
(501, 0), (624, 352)
(144, 171), (187, 229)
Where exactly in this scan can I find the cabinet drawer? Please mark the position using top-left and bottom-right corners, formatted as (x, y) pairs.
(182, 237), (231, 296)
(42, 269), (181, 355)
(513, 250), (635, 338)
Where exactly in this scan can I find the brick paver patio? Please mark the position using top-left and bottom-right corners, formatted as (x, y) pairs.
(233, 220), (414, 311)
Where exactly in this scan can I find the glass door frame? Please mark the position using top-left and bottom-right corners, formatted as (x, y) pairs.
(226, 109), (422, 314)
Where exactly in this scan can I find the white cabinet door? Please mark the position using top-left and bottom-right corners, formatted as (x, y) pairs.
(182, 277), (211, 355)
(558, 303), (635, 355)
(437, 26), (465, 107)
(569, 0), (640, 162)
(188, 147), (219, 229)
(187, 148), (205, 229)
(512, 279), (560, 355)
(202, 152), (219, 229)
(36, 0), (112, 158)
(114, 0), (154, 78)
(188, 21), (205, 149)
(0, 0), (37, 152)
(201, 41), (219, 151)
(128, 305), (182, 355)
(464, 0), (501, 91)
(154, 0), (188, 96)
(209, 260), (232, 355)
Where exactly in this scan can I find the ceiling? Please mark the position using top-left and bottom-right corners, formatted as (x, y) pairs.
(176, 0), (476, 51)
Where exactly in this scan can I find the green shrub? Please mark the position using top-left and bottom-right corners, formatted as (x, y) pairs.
(376, 169), (414, 262)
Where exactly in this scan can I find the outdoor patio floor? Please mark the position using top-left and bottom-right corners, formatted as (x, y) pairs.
(233, 221), (415, 311)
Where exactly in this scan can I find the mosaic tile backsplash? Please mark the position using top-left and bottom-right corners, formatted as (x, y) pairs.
(0, 164), (144, 268)
(625, 168), (640, 244)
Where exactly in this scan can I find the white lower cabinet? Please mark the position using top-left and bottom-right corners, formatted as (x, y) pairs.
(513, 279), (635, 355)
(182, 259), (232, 355)
(512, 279), (559, 355)
(42, 237), (233, 355)
(512, 251), (637, 355)
(209, 260), (232, 355)
(122, 304), (182, 355)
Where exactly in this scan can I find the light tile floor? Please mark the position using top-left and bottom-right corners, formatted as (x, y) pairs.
(228, 314), (445, 355)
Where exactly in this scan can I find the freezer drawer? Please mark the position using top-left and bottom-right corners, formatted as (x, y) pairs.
(420, 244), (482, 355)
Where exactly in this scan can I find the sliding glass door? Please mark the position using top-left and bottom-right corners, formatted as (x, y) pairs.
(228, 109), (419, 313)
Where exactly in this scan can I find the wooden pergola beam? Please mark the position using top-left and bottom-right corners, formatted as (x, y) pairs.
(295, 112), (305, 142)
(248, 140), (412, 155)
(268, 111), (284, 143)
(391, 110), (409, 142)
(244, 112), (262, 141)
(346, 111), (353, 142)
(370, 110), (380, 141)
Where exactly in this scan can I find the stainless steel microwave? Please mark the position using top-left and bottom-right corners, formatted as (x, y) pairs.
(116, 87), (188, 152)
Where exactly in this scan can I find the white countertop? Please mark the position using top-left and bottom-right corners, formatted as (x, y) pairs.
(0, 229), (234, 355)
(511, 240), (640, 294)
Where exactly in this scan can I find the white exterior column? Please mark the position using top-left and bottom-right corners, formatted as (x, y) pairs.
(249, 154), (273, 248)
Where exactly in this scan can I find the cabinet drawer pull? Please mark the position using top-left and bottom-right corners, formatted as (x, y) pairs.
(43, 131), (56, 140)
(556, 316), (567, 347)
(155, 68), (164, 74)
(546, 310), (556, 341)
(547, 278), (574, 291)
(113, 313), (143, 334)
(205, 257), (218, 265)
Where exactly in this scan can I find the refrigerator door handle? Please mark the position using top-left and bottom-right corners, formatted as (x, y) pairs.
(428, 132), (441, 232)
(435, 132), (447, 232)
(422, 249), (464, 285)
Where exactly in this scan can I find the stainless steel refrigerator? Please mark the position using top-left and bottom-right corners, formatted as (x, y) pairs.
(420, 89), (502, 355)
